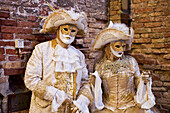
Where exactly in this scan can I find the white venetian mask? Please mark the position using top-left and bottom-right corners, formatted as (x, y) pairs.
(59, 25), (78, 44)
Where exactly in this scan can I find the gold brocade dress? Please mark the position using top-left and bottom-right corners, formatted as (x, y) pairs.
(93, 55), (159, 113)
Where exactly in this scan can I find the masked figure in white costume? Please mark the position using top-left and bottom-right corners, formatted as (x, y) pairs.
(90, 21), (160, 113)
(24, 8), (92, 113)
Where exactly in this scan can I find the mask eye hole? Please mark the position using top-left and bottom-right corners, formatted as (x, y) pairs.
(122, 45), (125, 48)
(71, 30), (76, 32)
(115, 45), (120, 48)
(64, 28), (68, 31)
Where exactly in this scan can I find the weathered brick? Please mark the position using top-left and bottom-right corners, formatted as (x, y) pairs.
(163, 92), (170, 98)
(6, 49), (17, 55)
(0, 55), (5, 61)
(144, 22), (162, 28)
(161, 64), (170, 70)
(1, 26), (32, 34)
(4, 69), (25, 76)
(154, 6), (168, 12)
(152, 81), (163, 86)
(89, 23), (106, 29)
(163, 82), (170, 87)
(0, 41), (15, 46)
(163, 54), (170, 60)
(0, 11), (10, 18)
(153, 43), (165, 48)
(0, 19), (17, 26)
(28, 16), (37, 22)
(153, 92), (162, 98)
(0, 48), (5, 54)
(131, 23), (143, 28)
(160, 74), (170, 81)
(135, 7), (153, 13)
(164, 33), (170, 38)
(17, 21), (40, 28)
(156, 98), (170, 104)
(15, 34), (35, 40)
(3, 62), (26, 69)
(1, 33), (13, 39)
(135, 17), (150, 23)
(133, 38), (151, 43)
(152, 49), (168, 54)
(137, 59), (156, 65)
(152, 39), (165, 43)
(152, 87), (167, 92)
(8, 55), (21, 61)
(134, 28), (151, 33)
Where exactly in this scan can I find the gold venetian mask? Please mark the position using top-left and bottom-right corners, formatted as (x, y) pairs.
(110, 41), (126, 58)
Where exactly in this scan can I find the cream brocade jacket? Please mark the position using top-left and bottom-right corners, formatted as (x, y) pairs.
(93, 55), (155, 112)
(24, 39), (92, 113)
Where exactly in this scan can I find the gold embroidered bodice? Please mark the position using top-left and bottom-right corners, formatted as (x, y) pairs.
(96, 55), (140, 110)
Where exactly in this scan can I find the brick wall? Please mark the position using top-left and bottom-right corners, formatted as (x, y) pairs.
(131, 0), (170, 112)
(0, 0), (108, 112)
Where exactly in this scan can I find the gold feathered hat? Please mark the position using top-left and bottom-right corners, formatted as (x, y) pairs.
(91, 21), (134, 51)
(40, 5), (87, 35)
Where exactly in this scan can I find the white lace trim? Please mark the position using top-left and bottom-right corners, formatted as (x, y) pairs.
(52, 44), (84, 72)
(73, 95), (90, 113)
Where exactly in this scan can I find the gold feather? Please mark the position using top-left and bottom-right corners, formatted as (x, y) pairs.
(47, 2), (55, 11)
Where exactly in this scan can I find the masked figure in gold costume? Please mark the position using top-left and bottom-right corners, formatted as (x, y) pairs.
(90, 21), (159, 113)
(24, 8), (92, 113)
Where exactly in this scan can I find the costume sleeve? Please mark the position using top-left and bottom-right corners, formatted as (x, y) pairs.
(24, 45), (64, 103)
(131, 57), (156, 109)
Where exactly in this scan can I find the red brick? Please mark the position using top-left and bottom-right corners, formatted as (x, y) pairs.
(17, 21), (40, 28)
(152, 27), (167, 33)
(1, 26), (32, 34)
(6, 49), (17, 55)
(152, 81), (163, 86)
(165, 43), (170, 48)
(4, 69), (25, 76)
(131, 23), (143, 28)
(0, 55), (5, 61)
(15, 34), (35, 40)
(135, 7), (153, 13)
(28, 16), (37, 22)
(135, 17), (150, 23)
(151, 16), (166, 22)
(164, 33), (170, 38)
(1, 19), (17, 26)
(8, 55), (21, 61)
(0, 48), (4, 54)
(3, 62), (26, 69)
(144, 22), (162, 28)
(0, 41), (15, 46)
(137, 59), (156, 65)
(1, 33), (13, 39)
(0, 11), (10, 18)
(133, 38), (151, 43)
(0, 76), (9, 83)
(154, 6), (168, 12)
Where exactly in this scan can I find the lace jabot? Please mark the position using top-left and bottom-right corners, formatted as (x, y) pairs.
(52, 44), (83, 72)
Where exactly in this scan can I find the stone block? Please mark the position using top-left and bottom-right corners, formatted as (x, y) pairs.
(3, 62), (26, 69)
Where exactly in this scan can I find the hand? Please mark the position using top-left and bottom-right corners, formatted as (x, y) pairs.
(64, 93), (73, 104)
(89, 73), (96, 86)
(71, 106), (80, 113)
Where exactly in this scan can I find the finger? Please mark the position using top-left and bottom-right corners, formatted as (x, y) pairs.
(72, 107), (78, 113)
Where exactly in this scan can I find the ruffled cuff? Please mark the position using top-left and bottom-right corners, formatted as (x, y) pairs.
(73, 95), (90, 113)
(51, 89), (66, 112)
(136, 76), (155, 109)
(92, 71), (104, 110)
(43, 86), (58, 101)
